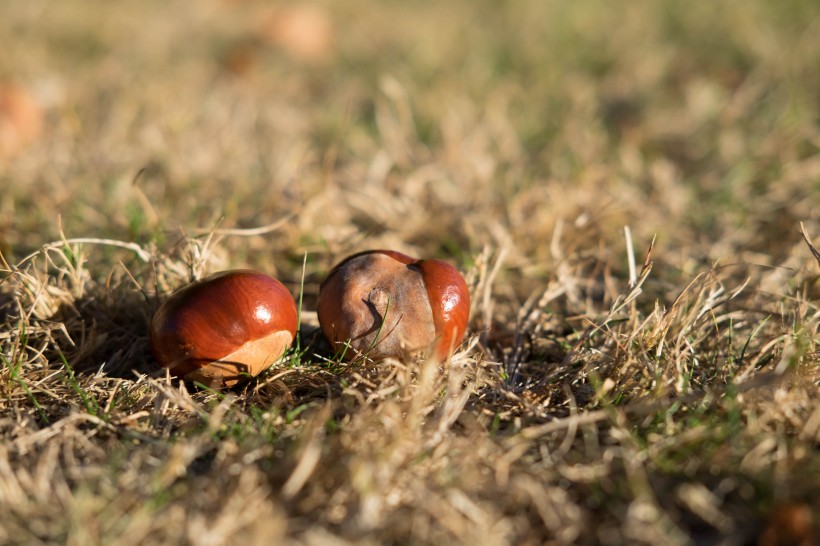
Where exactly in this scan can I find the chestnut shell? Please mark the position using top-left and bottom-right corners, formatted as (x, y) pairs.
(150, 270), (298, 387)
(317, 250), (470, 360)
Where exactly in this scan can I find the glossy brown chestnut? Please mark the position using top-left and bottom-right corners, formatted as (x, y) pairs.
(150, 270), (298, 388)
(317, 250), (470, 361)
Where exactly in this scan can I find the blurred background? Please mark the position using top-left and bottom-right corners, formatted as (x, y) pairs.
(1, 0), (818, 287)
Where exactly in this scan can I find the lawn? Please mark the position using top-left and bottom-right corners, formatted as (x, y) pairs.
(1, 1), (818, 544)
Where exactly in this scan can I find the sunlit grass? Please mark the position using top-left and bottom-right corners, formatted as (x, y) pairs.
(1, 0), (818, 544)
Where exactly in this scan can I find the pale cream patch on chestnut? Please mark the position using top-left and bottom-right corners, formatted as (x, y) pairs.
(185, 330), (294, 388)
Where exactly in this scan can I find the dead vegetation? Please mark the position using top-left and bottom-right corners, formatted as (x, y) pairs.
(1, 0), (819, 544)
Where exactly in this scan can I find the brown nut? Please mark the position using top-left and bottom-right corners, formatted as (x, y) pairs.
(317, 250), (470, 361)
(150, 270), (298, 388)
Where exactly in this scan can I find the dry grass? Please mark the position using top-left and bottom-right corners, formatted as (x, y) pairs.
(1, 0), (819, 544)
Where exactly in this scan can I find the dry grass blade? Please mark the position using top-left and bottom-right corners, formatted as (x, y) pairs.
(799, 222), (820, 269)
(281, 404), (330, 499)
(189, 213), (297, 237)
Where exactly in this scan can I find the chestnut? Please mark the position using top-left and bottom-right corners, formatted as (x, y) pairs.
(150, 270), (298, 387)
(317, 250), (470, 361)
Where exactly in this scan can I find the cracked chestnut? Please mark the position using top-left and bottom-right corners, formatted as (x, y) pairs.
(317, 250), (470, 360)
(150, 270), (298, 387)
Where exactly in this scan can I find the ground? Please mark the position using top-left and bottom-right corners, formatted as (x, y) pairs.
(0, 1), (818, 544)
